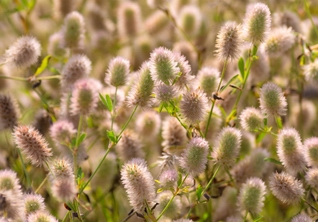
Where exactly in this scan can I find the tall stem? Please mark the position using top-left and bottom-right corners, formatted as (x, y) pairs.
(200, 164), (220, 200)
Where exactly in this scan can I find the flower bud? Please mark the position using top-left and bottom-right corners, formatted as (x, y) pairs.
(178, 5), (202, 38)
(274, 11), (302, 33)
(155, 83), (178, 103)
(61, 54), (92, 90)
(305, 168), (318, 188)
(5, 36), (41, 68)
(304, 137), (318, 167)
(63, 11), (85, 49)
(180, 137), (209, 176)
(145, 11), (169, 35)
(215, 22), (242, 61)
(0, 170), (22, 196)
(196, 67), (220, 97)
(265, 26), (295, 58)
(27, 211), (58, 222)
(48, 32), (67, 57)
(23, 194), (45, 216)
(277, 128), (306, 174)
(291, 213), (312, 222)
(243, 3), (271, 45)
(269, 172), (304, 204)
(105, 57), (130, 87)
(50, 120), (76, 144)
(238, 177), (266, 215)
(0, 190), (24, 221)
(150, 47), (180, 85)
(116, 130), (144, 162)
(13, 126), (52, 166)
(239, 107), (263, 132)
(180, 89), (209, 124)
(159, 169), (178, 190)
(259, 82), (287, 116)
(51, 178), (77, 202)
(50, 158), (74, 180)
(121, 158), (156, 213)
(0, 95), (19, 131)
(135, 110), (161, 140)
(173, 52), (193, 91)
(212, 127), (242, 167)
(117, 2), (141, 38)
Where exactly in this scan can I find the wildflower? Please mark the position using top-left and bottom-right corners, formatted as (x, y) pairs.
(155, 83), (178, 102)
(0, 190), (24, 221)
(105, 57), (130, 87)
(50, 120), (76, 144)
(238, 177), (266, 215)
(200, 106), (222, 143)
(116, 130), (144, 162)
(277, 128), (306, 174)
(180, 89), (209, 124)
(13, 126), (52, 166)
(291, 213), (312, 222)
(135, 110), (161, 139)
(145, 11), (169, 34)
(121, 158), (156, 213)
(213, 187), (238, 221)
(265, 26), (296, 58)
(212, 127), (242, 167)
(243, 3), (271, 45)
(289, 100), (316, 131)
(180, 137), (209, 177)
(303, 59), (318, 82)
(4, 36), (41, 68)
(62, 11), (85, 48)
(27, 211), (58, 222)
(61, 54), (92, 90)
(304, 137), (318, 167)
(117, 2), (141, 38)
(269, 172), (304, 204)
(51, 178), (77, 202)
(23, 194), (45, 216)
(178, 5), (202, 37)
(273, 11), (302, 33)
(50, 158), (74, 180)
(159, 169), (178, 189)
(149, 47), (180, 85)
(126, 62), (155, 107)
(0, 170), (22, 194)
(0, 95), (19, 131)
(48, 32), (67, 57)
(156, 191), (181, 219)
(239, 107), (263, 132)
(162, 117), (187, 155)
(173, 52), (193, 91)
(215, 22), (242, 61)
(259, 82), (287, 116)
(196, 67), (220, 97)
(305, 168), (318, 188)
(70, 78), (99, 116)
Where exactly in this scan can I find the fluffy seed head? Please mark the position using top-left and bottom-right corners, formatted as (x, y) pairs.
(180, 89), (209, 124)
(13, 126), (52, 166)
(51, 178), (77, 202)
(61, 54), (92, 90)
(305, 168), (318, 188)
(0, 190), (24, 221)
(5, 36), (41, 68)
(178, 5), (202, 37)
(277, 128), (306, 174)
(105, 57), (130, 87)
(0, 95), (19, 131)
(239, 107), (263, 132)
(27, 211), (58, 222)
(70, 78), (99, 116)
(265, 26), (295, 58)
(116, 130), (144, 162)
(291, 213), (312, 222)
(48, 32), (67, 57)
(162, 117), (187, 155)
(159, 169), (178, 190)
(173, 52), (193, 91)
(155, 83), (178, 102)
(150, 47), (180, 85)
(303, 59), (318, 82)
(304, 137), (318, 167)
(145, 11), (169, 34)
(196, 67), (220, 97)
(135, 110), (161, 139)
(269, 172), (304, 204)
(243, 3), (271, 45)
(212, 127), (242, 167)
(121, 158), (156, 213)
(238, 177), (266, 215)
(63, 11), (85, 49)
(0, 170), (21, 194)
(259, 82), (287, 116)
(274, 11), (302, 33)
(215, 22), (243, 61)
(200, 106), (222, 143)
(126, 62), (154, 107)
(156, 191), (181, 219)
(117, 2), (141, 38)
(23, 194), (45, 216)
(180, 137), (209, 176)
(50, 158), (74, 180)
(50, 120), (76, 144)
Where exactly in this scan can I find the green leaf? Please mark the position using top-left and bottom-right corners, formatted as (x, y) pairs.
(196, 185), (203, 201)
(106, 130), (117, 143)
(264, 158), (282, 165)
(99, 93), (108, 108)
(76, 167), (83, 180)
(157, 188), (163, 193)
(275, 116), (283, 129)
(238, 57), (245, 80)
(77, 133), (86, 146)
(105, 94), (113, 112)
(256, 132), (266, 144)
(177, 172), (183, 187)
(220, 74), (239, 92)
(263, 118), (268, 127)
(34, 55), (51, 77)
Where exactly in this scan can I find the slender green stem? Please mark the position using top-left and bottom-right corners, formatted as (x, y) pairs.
(62, 211), (70, 222)
(200, 164), (220, 200)
(168, 101), (188, 130)
(74, 115), (84, 174)
(303, 0), (318, 38)
(111, 87), (118, 131)
(0, 75), (28, 81)
(17, 149), (31, 188)
(118, 105), (138, 138)
(37, 75), (61, 80)
(35, 175), (48, 193)
(205, 60), (228, 137)
(86, 136), (99, 152)
(244, 211), (249, 221)
(303, 198), (318, 213)
(156, 174), (189, 221)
